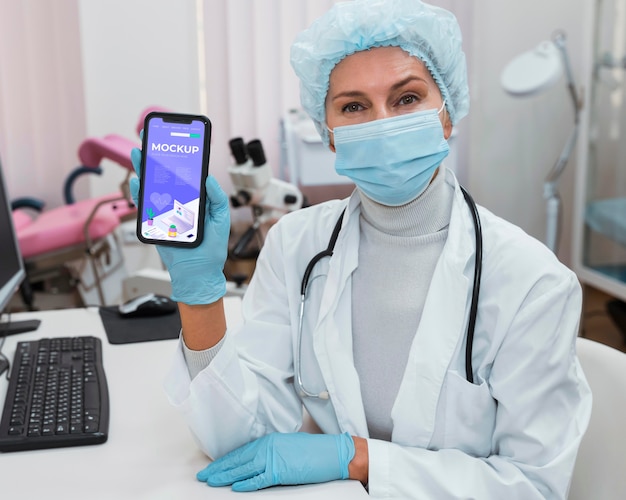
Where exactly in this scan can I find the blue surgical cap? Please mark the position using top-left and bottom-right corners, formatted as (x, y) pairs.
(290, 0), (470, 145)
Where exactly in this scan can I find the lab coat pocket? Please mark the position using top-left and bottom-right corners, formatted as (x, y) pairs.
(442, 371), (496, 457)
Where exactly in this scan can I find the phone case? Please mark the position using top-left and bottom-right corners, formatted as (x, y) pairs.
(136, 111), (211, 248)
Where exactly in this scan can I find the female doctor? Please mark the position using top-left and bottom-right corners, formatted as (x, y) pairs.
(131, 0), (591, 498)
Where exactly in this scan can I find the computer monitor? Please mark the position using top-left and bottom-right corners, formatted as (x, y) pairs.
(0, 157), (40, 335)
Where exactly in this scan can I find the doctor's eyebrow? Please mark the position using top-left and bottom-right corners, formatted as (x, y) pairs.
(330, 75), (431, 102)
(389, 75), (430, 92)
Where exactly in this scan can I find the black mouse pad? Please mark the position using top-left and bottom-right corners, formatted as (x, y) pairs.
(98, 306), (181, 344)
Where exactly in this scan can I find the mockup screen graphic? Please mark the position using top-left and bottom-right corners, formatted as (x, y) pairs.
(140, 117), (206, 244)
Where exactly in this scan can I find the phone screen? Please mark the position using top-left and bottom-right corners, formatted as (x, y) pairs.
(137, 113), (211, 247)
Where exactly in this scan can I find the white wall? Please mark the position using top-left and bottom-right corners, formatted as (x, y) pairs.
(78, 0), (204, 271)
(78, 0), (201, 195)
(469, 0), (589, 265)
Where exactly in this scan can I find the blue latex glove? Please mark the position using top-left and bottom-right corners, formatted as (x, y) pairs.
(197, 432), (356, 492)
(129, 147), (230, 305)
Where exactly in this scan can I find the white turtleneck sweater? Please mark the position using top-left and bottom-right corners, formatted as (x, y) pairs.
(352, 169), (453, 441)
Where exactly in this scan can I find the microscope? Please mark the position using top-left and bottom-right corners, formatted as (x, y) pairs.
(228, 137), (304, 257)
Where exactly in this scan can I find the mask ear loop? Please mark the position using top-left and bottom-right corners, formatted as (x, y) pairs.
(437, 99), (447, 115)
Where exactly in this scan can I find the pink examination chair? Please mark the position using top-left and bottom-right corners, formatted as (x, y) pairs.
(11, 133), (139, 309)
(11, 106), (171, 310)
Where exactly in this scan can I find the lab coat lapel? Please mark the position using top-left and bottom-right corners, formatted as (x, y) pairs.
(391, 179), (475, 447)
(313, 200), (369, 436)
(317, 196), (359, 320)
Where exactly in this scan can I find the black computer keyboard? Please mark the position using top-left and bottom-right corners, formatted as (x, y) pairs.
(0, 336), (109, 452)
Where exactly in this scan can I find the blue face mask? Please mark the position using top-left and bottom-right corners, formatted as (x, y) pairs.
(330, 104), (449, 206)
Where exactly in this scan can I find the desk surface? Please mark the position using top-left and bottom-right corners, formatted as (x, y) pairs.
(0, 300), (368, 499)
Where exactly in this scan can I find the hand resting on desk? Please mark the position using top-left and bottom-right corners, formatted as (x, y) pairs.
(196, 432), (354, 492)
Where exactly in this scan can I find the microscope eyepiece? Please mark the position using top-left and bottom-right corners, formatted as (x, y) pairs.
(246, 139), (266, 167)
(229, 137), (248, 165)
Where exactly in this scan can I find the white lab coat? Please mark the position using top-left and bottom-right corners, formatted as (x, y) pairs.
(165, 169), (591, 499)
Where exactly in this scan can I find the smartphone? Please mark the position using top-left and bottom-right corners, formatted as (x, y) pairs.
(136, 112), (211, 247)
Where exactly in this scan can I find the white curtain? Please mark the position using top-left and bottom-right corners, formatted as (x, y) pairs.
(0, 0), (87, 207)
(198, 0), (341, 208)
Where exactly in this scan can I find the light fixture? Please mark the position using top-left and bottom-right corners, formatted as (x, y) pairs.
(501, 31), (582, 254)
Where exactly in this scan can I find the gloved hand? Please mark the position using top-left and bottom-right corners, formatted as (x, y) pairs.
(197, 432), (355, 492)
(129, 147), (230, 305)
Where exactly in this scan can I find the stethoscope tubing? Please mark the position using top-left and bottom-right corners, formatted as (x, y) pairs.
(295, 209), (345, 399)
(460, 187), (482, 384)
(295, 187), (482, 399)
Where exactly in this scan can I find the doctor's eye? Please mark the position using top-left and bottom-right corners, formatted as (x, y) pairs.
(397, 94), (420, 106)
(342, 102), (365, 113)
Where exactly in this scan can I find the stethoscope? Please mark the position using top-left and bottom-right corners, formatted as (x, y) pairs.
(295, 186), (483, 400)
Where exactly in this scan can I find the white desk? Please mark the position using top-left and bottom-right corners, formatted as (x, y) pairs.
(0, 299), (368, 499)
